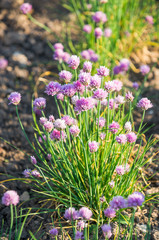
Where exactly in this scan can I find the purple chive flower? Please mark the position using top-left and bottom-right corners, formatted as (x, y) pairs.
(104, 28), (112, 38)
(20, 3), (32, 14)
(124, 121), (132, 132)
(47, 153), (51, 160)
(31, 170), (41, 178)
(31, 156), (37, 165)
(88, 141), (99, 153)
(109, 121), (120, 134)
(133, 82), (139, 90)
(113, 80), (123, 92)
(126, 132), (137, 143)
(108, 99), (119, 109)
(54, 119), (66, 130)
(33, 97), (46, 110)
(97, 66), (109, 77)
(100, 196), (106, 202)
(53, 49), (64, 62)
(74, 81), (85, 95)
(59, 70), (72, 83)
(62, 52), (70, 63)
(57, 92), (64, 101)
(53, 43), (64, 50)
(119, 58), (130, 72)
(83, 25), (92, 33)
(100, 0), (108, 3)
(38, 135), (47, 143)
(94, 27), (103, 38)
(75, 97), (95, 113)
(49, 228), (58, 236)
(2, 191), (19, 206)
(87, 4), (92, 9)
(79, 207), (92, 220)
(100, 133), (106, 140)
(8, 92), (21, 105)
(61, 84), (76, 97)
(140, 65), (150, 75)
(110, 196), (127, 210)
(137, 97), (153, 110)
(89, 75), (101, 89)
(78, 72), (91, 86)
(69, 125), (80, 137)
(116, 165), (125, 175)
(44, 121), (54, 132)
(0, 58), (8, 69)
(49, 115), (55, 123)
(115, 95), (125, 104)
(39, 117), (48, 125)
(104, 81), (115, 92)
(64, 207), (79, 221)
(145, 15), (154, 25)
(124, 31), (130, 37)
(68, 55), (80, 69)
(83, 61), (92, 73)
(128, 192), (145, 207)
(101, 224), (112, 239)
(77, 220), (86, 230)
(50, 129), (66, 141)
(109, 180), (115, 188)
(62, 115), (74, 126)
(96, 117), (106, 128)
(125, 91), (134, 102)
(45, 81), (61, 96)
(23, 169), (31, 177)
(75, 231), (83, 240)
(93, 88), (108, 101)
(90, 53), (99, 62)
(92, 11), (107, 23)
(71, 95), (79, 105)
(81, 50), (90, 60)
(104, 207), (116, 218)
(116, 134), (127, 144)
(113, 65), (121, 75)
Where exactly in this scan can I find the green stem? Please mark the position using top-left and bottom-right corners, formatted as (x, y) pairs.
(9, 204), (14, 240)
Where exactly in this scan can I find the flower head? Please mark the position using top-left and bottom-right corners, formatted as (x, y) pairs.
(78, 72), (90, 86)
(39, 117), (47, 125)
(33, 97), (46, 110)
(94, 28), (103, 38)
(69, 125), (80, 137)
(101, 224), (112, 239)
(125, 91), (134, 102)
(61, 84), (76, 97)
(23, 169), (31, 177)
(124, 121), (132, 132)
(104, 28), (112, 37)
(128, 192), (145, 207)
(115, 95), (125, 104)
(133, 82), (139, 90)
(145, 15), (154, 25)
(62, 52), (70, 63)
(97, 66), (109, 77)
(49, 228), (58, 236)
(100, 133), (106, 140)
(75, 97), (95, 113)
(50, 129), (66, 141)
(116, 165), (125, 175)
(79, 207), (92, 220)
(92, 11), (107, 23)
(64, 207), (79, 221)
(116, 134), (127, 144)
(113, 80), (123, 92)
(53, 49), (64, 62)
(110, 196), (127, 210)
(109, 121), (120, 134)
(83, 61), (92, 73)
(89, 141), (99, 153)
(31, 156), (37, 165)
(89, 75), (101, 89)
(104, 207), (116, 218)
(44, 121), (54, 132)
(45, 81), (61, 96)
(68, 55), (80, 69)
(2, 190), (19, 206)
(137, 97), (153, 110)
(83, 25), (92, 33)
(31, 170), (41, 178)
(96, 117), (106, 128)
(54, 119), (66, 130)
(20, 3), (32, 14)
(59, 70), (72, 83)
(57, 92), (64, 101)
(74, 81), (85, 95)
(0, 58), (8, 69)
(49, 115), (55, 123)
(104, 81), (115, 92)
(126, 132), (137, 143)
(93, 88), (108, 101)
(109, 180), (115, 188)
(90, 53), (99, 62)
(53, 43), (64, 50)
(119, 58), (130, 72)
(140, 65), (150, 75)
(81, 50), (90, 60)
(77, 220), (86, 230)
(62, 115), (75, 126)
(75, 231), (83, 240)
(8, 92), (21, 105)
